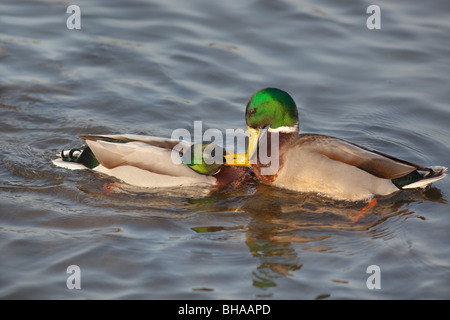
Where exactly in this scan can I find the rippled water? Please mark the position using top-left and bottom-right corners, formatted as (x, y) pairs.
(1, 0), (450, 299)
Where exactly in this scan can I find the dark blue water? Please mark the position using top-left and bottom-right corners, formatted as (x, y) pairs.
(1, 0), (449, 299)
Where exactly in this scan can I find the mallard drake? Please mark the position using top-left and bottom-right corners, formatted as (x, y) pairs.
(53, 134), (252, 190)
(242, 88), (447, 201)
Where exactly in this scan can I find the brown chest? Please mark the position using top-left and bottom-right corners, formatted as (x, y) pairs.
(251, 131), (296, 185)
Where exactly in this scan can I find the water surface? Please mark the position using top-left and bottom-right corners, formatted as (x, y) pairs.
(1, 0), (450, 299)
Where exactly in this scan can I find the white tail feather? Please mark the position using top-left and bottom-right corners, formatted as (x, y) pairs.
(52, 158), (87, 170)
(402, 166), (447, 189)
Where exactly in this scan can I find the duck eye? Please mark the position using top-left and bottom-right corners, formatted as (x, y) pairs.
(249, 108), (256, 115)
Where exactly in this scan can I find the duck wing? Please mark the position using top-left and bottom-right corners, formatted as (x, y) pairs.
(294, 134), (427, 179)
(80, 134), (200, 178)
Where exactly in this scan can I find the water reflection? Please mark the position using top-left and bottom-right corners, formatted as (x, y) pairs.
(191, 183), (446, 295)
(61, 171), (446, 297)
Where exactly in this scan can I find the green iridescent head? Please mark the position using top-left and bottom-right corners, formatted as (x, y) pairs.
(245, 88), (299, 130)
(182, 143), (225, 176)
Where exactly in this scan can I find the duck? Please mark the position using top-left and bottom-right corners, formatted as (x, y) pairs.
(241, 87), (447, 201)
(52, 134), (252, 191)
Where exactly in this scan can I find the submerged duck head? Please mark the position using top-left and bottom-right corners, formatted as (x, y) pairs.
(182, 142), (225, 176)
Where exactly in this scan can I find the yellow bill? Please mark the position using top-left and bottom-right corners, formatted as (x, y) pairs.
(224, 126), (261, 166)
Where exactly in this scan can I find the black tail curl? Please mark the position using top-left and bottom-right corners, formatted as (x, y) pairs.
(60, 147), (99, 169)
